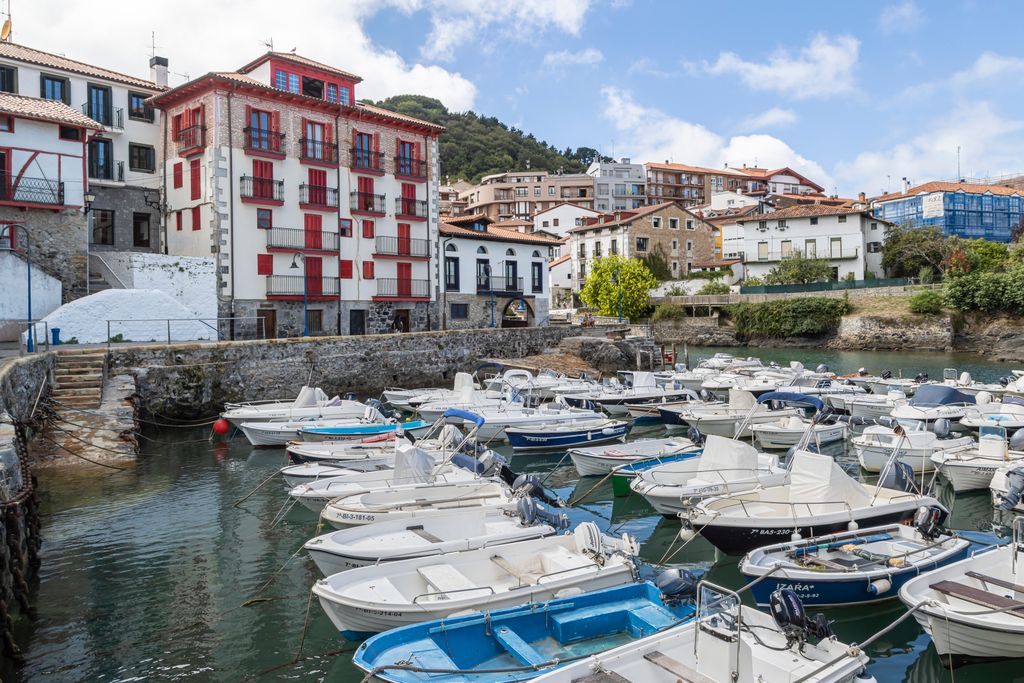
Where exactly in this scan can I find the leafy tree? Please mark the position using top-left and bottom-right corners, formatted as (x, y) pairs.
(961, 238), (1009, 273)
(881, 224), (948, 278)
(1012, 216), (1024, 243)
(764, 251), (833, 285)
(640, 244), (673, 281)
(580, 255), (657, 320)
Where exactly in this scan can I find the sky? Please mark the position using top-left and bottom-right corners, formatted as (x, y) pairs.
(12, 0), (1024, 196)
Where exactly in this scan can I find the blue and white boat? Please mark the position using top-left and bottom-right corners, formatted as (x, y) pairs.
(739, 510), (971, 607)
(300, 419), (432, 442)
(352, 581), (697, 683)
(506, 419), (629, 452)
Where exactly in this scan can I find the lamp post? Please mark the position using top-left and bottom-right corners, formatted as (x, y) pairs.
(612, 268), (622, 323)
(83, 191), (96, 295)
(289, 253), (308, 337)
(1, 224), (31, 351)
(440, 236), (453, 330)
(485, 263), (495, 328)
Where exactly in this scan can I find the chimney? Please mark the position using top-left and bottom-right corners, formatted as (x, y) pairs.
(902, 177), (910, 193)
(150, 55), (169, 88)
(858, 191), (866, 203)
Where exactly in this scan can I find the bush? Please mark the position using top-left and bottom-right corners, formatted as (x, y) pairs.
(696, 281), (730, 295)
(663, 283), (688, 296)
(725, 297), (850, 339)
(943, 265), (1024, 315)
(652, 304), (687, 322)
(684, 268), (732, 281)
(918, 266), (934, 285)
(909, 289), (943, 315)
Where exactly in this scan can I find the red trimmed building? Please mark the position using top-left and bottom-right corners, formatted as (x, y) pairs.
(150, 52), (443, 337)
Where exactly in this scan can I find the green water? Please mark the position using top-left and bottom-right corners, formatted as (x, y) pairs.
(5, 348), (1024, 682)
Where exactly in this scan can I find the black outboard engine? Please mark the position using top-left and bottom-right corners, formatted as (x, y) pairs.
(1000, 376), (1013, 387)
(769, 589), (832, 646)
(914, 372), (929, 383)
(815, 364), (830, 373)
(913, 505), (947, 540)
(343, 391), (359, 402)
(881, 370), (892, 380)
(999, 467), (1024, 512)
(687, 427), (705, 446)
(511, 472), (564, 507)
(365, 398), (395, 419)
(516, 497), (569, 530)
(654, 568), (698, 603)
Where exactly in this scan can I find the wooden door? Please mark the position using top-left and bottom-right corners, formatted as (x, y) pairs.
(397, 223), (411, 256)
(397, 262), (412, 297)
(305, 256), (323, 296)
(255, 309), (277, 339)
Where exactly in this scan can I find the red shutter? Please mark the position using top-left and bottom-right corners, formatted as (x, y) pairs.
(362, 261), (374, 279)
(324, 123), (333, 161)
(175, 211), (182, 231)
(257, 254), (273, 275)
(308, 168), (327, 205)
(397, 262), (412, 297)
(199, 103), (206, 146)
(362, 219), (374, 239)
(190, 158), (201, 200)
(351, 128), (358, 164)
(173, 162), (183, 188)
(172, 113), (181, 140)
(191, 205), (201, 231)
(373, 132), (380, 159)
(397, 223), (411, 256)
(339, 259), (353, 279)
(306, 256), (323, 295)
(271, 110), (281, 152)
(304, 214), (323, 250)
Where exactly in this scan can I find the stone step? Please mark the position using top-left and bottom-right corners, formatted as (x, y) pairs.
(52, 387), (102, 398)
(55, 374), (103, 387)
(57, 349), (107, 357)
(55, 366), (102, 376)
(53, 396), (101, 409)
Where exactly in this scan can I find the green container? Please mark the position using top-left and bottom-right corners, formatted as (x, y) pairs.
(611, 473), (633, 498)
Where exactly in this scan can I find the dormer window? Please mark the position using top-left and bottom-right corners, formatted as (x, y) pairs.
(472, 221), (486, 232)
(302, 76), (324, 99)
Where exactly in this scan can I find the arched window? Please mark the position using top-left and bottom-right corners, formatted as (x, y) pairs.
(476, 246), (488, 254)
(445, 243), (457, 252)
(505, 248), (515, 256)
(531, 250), (541, 258)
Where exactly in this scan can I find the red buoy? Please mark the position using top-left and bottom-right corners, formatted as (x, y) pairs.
(213, 418), (230, 435)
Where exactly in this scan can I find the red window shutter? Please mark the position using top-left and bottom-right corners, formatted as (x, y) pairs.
(173, 162), (183, 188)
(191, 206), (201, 231)
(190, 159), (201, 200)
(397, 223), (411, 255)
(395, 137), (401, 159)
(305, 256), (323, 296)
(309, 168), (326, 186)
(324, 123), (333, 148)
(175, 211), (182, 231)
(339, 259), (353, 279)
(304, 214), (323, 250)
(362, 261), (374, 279)
(257, 254), (273, 275)
(253, 159), (273, 179)
(362, 220), (374, 239)
(271, 110), (280, 133)
(172, 113), (181, 139)
(351, 128), (357, 160)
(244, 104), (252, 129)
(415, 142), (423, 164)
(199, 103), (206, 144)
(372, 132), (380, 154)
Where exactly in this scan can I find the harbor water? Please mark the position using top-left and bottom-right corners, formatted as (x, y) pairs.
(6, 348), (1024, 682)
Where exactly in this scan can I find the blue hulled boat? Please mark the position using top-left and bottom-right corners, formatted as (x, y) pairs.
(353, 581), (696, 682)
(505, 419), (629, 452)
(299, 419), (432, 442)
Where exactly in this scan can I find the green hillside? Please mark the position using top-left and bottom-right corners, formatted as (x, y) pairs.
(366, 95), (609, 183)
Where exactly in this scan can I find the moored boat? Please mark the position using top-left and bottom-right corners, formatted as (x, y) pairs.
(569, 436), (699, 477)
(506, 418), (629, 451)
(221, 386), (364, 426)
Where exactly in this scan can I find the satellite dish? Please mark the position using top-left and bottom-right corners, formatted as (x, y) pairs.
(1, 20), (11, 42)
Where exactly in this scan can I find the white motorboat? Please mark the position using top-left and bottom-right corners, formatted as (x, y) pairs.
(868, 376), (921, 396)
(569, 437), (699, 477)
(532, 580), (874, 683)
(854, 420), (974, 473)
(752, 415), (847, 449)
(679, 450), (945, 555)
(898, 520), (1024, 666)
(311, 523), (639, 638)
(281, 461), (394, 488)
(661, 367), (720, 393)
(662, 389), (799, 438)
(560, 372), (696, 416)
(459, 403), (605, 441)
(384, 371), (478, 410)
(237, 405), (388, 446)
(889, 384), (975, 424)
(303, 499), (565, 573)
(221, 386), (365, 426)
(961, 395), (1024, 431)
(991, 463), (1024, 512)
(847, 391), (906, 419)
(932, 425), (1024, 492)
(631, 435), (786, 516)
(286, 436), (398, 463)
(939, 368), (1009, 398)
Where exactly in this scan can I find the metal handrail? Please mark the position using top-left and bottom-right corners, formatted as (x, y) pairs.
(412, 584), (495, 604)
(88, 252), (129, 289)
(535, 560), (601, 585)
(105, 316), (267, 350)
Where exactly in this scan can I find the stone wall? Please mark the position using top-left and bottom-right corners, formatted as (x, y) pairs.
(109, 325), (581, 418)
(828, 313), (953, 352)
(89, 186), (161, 254)
(1, 207), (87, 301)
(652, 316), (739, 346)
(0, 353), (54, 425)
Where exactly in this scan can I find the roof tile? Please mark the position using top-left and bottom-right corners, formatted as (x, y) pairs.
(874, 180), (1024, 202)
(0, 92), (102, 128)
(0, 42), (161, 90)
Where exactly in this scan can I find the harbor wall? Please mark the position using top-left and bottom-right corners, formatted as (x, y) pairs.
(108, 325), (582, 418)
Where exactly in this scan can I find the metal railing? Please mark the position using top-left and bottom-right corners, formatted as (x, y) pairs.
(176, 125), (204, 155)
(375, 235), (430, 258)
(266, 227), (340, 251)
(395, 197), (428, 218)
(243, 127), (286, 154)
(266, 275), (340, 297)
(394, 156), (427, 179)
(128, 106), (155, 123)
(83, 104), (124, 130)
(88, 160), (124, 182)
(300, 138), (339, 163)
(477, 276), (523, 294)
(299, 184), (339, 208)
(350, 147), (384, 172)
(748, 247), (860, 263)
(240, 176), (284, 202)
(105, 317), (267, 349)
(0, 177), (64, 205)
(377, 277), (430, 298)
(351, 191), (386, 213)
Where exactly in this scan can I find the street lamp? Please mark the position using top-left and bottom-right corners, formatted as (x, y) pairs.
(83, 191), (96, 295)
(0, 224), (32, 351)
(484, 263), (495, 328)
(289, 253), (308, 337)
(612, 268), (622, 323)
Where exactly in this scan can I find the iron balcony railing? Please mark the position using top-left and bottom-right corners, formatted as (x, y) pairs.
(477, 276), (523, 294)
(83, 104), (124, 130)
(395, 197), (428, 218)
(177, 125), (204, 155)
(244, 127), (286, 154)
(88, 160), (124, 182)
(266, 227), (340, 252)
(128, 105), (155, 123)
(749, 248), (860, 263)
(240, 176), (285, 202)
(377, 277), (430, 298)
(299, 184), (339, 208)
(266, 275), (340, 297)
(300, 138), (339, 163)
(394, 156), (427, 179)
(351, 191), (386, 213)
(0, 177), (64, 205)
(375, 235), (430, 258)
(351, 147), (384, 172)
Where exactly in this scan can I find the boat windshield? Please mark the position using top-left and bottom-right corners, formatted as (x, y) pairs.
(697, 583), (740, 635)
(896, 418), (927, 432)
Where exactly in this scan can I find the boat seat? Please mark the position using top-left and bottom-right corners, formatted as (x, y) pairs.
(539, 548), (592, 579)
(406, 525), (444, 544)
(929, 580), (1024, 617)
(493, 626), (546, 667)
(364, 578), (407, 604)
(964, 571), (1024, 594)
(643, 650), (716, 683)
(417, 564), (483, 599)
(551, 600), (678, 642)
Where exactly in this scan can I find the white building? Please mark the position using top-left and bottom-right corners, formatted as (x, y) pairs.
(707, 190), (762, 211)
(736, 206), (887, 282)
(532, 202), (600, 237)
(732, 165), (825, 197)
(587, 158), (646, 212)
(548, 253), (572, 309)
(440, 214), (559, 329)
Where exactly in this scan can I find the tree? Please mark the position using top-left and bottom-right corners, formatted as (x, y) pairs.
(697, 281), (730, 295)
(640, 244), (673, 281)
(881, 224), (948, 278)
(764, 251), (833, 285)
(580, 255), (657, 320)
(1012, 216), (1024, 243)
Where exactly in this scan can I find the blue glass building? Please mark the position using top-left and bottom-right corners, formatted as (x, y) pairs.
(872, 183), (1023, 243)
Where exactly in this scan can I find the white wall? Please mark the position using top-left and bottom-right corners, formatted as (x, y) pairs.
(741, 213), (870, 281)
(709, 191), (760, 210)
(533, 203), (599, 237)
(0, 250), (62, 341)
(443, 235), (549, 296)
(99, 251), (217, 320)
(3, 117), (89, 205)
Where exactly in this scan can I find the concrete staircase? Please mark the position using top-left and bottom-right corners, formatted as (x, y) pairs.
(88, 269), (112, 293)
(52, 349), (106, 409)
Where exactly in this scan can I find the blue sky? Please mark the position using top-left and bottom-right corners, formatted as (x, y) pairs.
(17, 0), (1024, 196)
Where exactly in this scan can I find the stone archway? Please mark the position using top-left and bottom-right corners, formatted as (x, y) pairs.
(500, 298), (532, 328)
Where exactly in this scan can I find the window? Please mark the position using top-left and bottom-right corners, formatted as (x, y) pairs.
(338, 86), (350, 104)
(87, 84), (112, 126)
(362, 261), (374, 279)
(669, 217), (679, 229)
(871, 222), (879, 231)
(866, 241), (883, 253)
(88, 138), (113, 179)
(59, 125), (80, 141)
(274, 69), (288, 90)
(758, 220), (767, 230)
(515, 187), (527, 197)
(635, 237), (648, 252)
(92, 209), (114, 245)
(175, 211), (182, 232)
(504, 260), (518, 288)
(41, 74), (69, 103)
(757, 242), (768, 260)
(0, 65), (15, 93)
(0, 115), (11, 132)
(542, 220), (549, 228)
(686, 219), (695, 230)
(339, 259), (354, 279)
(301, 75), (324, 99)
(533, 187), (540, 197)
(191, 206), (201, 231)
(256, 208), (272, 229)
(531, 262), (543, 292)
(810, 217), (818, 225)
(686, 241), (693, 256)
(288, 73), (300, 94)
(805, 240), (817, 258)
(257, 253), (273, 275)
(445, 256), (460, 291)
(327, 83), (339, 103)
(132, 213), (151, 247)
(339, 218), (352, 237)
(128, 143), (155, 172)
(781, 240), (792, 258)
(777, 220), (787, 228)
(306, 309), (323, 334)
(168, 162), (182, 189)
(548, 186), (555, 196)
(362, 220), (375, 238)
(450, 303), (469, 320)
(190, 159), (201, 199)
(128, 92), (153, 121)
(652, 217), (661, 228)
(610, 238), (617, 255)
(552, 218), (559, 227)
(838, 215), (847, 223)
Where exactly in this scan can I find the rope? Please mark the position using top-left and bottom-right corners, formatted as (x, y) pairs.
(37, 435), (131, 471)
(46, 398), (220, 427)
(48, 412), (212, 445)
(566, 470), (616, 506)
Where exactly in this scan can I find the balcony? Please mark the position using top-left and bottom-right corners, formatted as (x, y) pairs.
(395, 197), (428, 219)
(394, 156), (427, 180)
(477, 276), (523, 294)
(177, 125), (205, 156)
(243, 127), (285, 156)
(300, 138), (339, 164)
(748, 248), (860, 264)
(266, 275), (339, 299)
(83, 104), (124, 131)
(0, 176), (64, 206)
(299, 184), (339, 209)
(351, 191), (386, 214)
(351, 148), (384, 173)
(266, 227), (340, 252)
(376, 277), (430, 300)
(374, 235), (430, 259)
(88, 160), (124, 183)
(240, 176), (284, 203)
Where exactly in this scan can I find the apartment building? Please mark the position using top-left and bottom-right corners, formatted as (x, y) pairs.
(871, 180), (1024, 243)
(735, 166), (825, 197)
(440, 213), (559, 329)
(150, 51), (442, 338)
(459, 170), (594, 221)
(567, 203), (715, 292)
(439, 179), (471, 216)
(644, 163), (749, 208)
(532, 202), (599, 237)
(586, 158), (646, 211)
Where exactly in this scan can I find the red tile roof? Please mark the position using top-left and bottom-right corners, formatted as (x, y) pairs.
(549, 253), (571, 267)
(0, 42), (162, 90)
(533, 201), (600, 217)
(645, 161), (747, 176)
(0, 93), (102, 128)
(440, 221), (562, 246)
(237, 51), (363, 83)
(353, 102), (445, 133)
(874, 181), (1024, 203)
(567, 202), (681, 233)
(737, 204), (873, 222)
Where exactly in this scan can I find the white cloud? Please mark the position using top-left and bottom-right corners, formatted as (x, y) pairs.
(600, 87), (833, 190)
(543, 48), (603, 68)
(835, 102), (1024, 194)
(626, 57), (673, 79)
(705, 34), (859, 99)
(904, 52), (1024, 100)
(738, 108), (798, 132)
(878, 1), (924, 34)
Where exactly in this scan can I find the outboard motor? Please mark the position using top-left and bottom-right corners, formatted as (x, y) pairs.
(858, 368), (869, 376)
(365, 398), (395, 419)
(477, 449), (507, 476)
(654, 568), (698, 603)
(815, 364), (830, 374)
(687, 427), (705, 446)
(342, 391), (359, 402)
(913, 505), (947, 540)
(699, 389), (713, 402)
(881, 370), (893, 380)
(511, 472), (563, 507)
(516, 497), (569, 530)
(769, 588), (832, 646)
(1010, 429), (1024, 452)
(1000, 376), (1013, 387)
(932, 418), (951, 439)
(914, 372), (929, 383)
(999, 467), (1024, 512)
